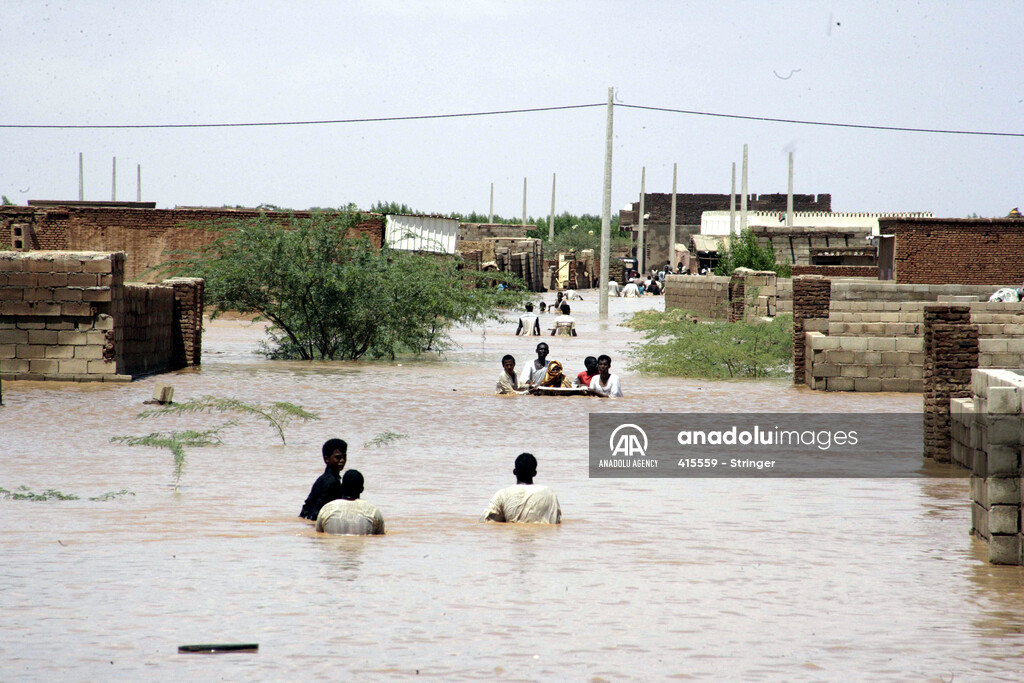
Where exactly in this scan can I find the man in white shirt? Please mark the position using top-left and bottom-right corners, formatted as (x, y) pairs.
(481, 453), (561, 524)
(551, 303), (577, 336)
(316, 470), (385, 535)
(515, 302), (541, 336)
(589, 354), (623, 398)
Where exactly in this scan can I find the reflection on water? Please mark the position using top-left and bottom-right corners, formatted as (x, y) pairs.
(2, 295), (1024, 679)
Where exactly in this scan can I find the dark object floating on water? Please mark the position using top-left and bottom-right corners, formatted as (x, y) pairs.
(532, 387), (592, 397)
(178, 643), (259, 654)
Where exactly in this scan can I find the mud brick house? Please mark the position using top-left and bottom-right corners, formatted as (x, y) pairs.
(0, 201), (385, 282)
(879, 217), (1024, 284)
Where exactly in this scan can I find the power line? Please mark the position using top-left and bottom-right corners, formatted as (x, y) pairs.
(0, 103), (606, 129)
(1, 100), (1021, 137)
(617, 103), (1024, 138)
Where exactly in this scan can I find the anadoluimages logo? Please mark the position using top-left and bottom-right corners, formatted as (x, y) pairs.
(609, 424), (648, 457)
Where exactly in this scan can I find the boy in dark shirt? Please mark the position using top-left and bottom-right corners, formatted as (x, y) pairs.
(299, 438), (347, 520)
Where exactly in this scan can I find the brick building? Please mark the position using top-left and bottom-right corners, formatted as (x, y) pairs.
(879, 217), (1024, 284)
(0, 201), (385, 282)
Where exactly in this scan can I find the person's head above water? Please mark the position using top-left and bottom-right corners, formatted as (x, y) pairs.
(322, 438), (347, 473)
(340, 469), (364, 500)
(513, 452), (538, 484)
(501, 354), (516, 374)
(535, 342), (549, 358)
(525, 302), (534, 312)
(597, 354), (612, 377)
(560, 304), (570, 315)
(584, 356), (598, 374)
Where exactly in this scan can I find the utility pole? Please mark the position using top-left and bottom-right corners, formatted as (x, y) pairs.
(638, 167), (646, 275)
(786, 151), (794, 227)
(669, 162), (678, 271)
(740, 144), (748, 233)
(489, 183), (494, 224)
(549, 173), (556, 241)
(137, 164), (142, 202)
(599, 86), (613, 320)
(78, 153), (84, 201)
(730, 162), (736, 234)
(522, 177), (527, 226)
(111, 157), (117, 201)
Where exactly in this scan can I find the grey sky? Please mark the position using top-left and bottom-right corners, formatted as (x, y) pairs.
(2, 1), (1021, 219)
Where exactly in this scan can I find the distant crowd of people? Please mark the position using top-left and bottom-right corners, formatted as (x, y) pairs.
(300, 440), (560, 535)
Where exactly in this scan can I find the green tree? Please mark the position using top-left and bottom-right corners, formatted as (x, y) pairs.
(165, 211), (527, 360)
(714, 228), (791, 277)
(626, 309), (793, 379)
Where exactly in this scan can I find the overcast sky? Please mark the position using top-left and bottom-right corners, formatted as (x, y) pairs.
(2, 1), (1021, 219)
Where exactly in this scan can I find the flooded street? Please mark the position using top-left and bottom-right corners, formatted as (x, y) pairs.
(3, 294), (1024, 681)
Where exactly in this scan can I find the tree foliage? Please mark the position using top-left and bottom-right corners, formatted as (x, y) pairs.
(626, 310), (793, 379)
(714, 228), (791, 277)
(164, 211), (528, 360)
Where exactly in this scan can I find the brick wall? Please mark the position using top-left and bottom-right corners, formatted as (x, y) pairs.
(791, 265), (877, 278)
(881, 217), (1024, 284)
(792, 276), (832, 385)
(0, 251), (203, 381)
(0, 205), (385, 282)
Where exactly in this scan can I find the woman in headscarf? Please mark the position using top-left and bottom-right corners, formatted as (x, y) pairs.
(538, 360), (571, 388)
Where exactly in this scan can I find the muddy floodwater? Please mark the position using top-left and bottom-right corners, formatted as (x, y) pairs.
(3, 295), (1024, 681)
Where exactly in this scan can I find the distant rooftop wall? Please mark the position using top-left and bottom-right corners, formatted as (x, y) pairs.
(702, 210), (933, 237)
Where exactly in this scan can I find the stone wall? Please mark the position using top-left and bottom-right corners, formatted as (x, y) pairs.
(0, 251), (203, 381)
(0, 204), (385, 282)
(792, 276), (832, 385)
(950, 369), (1024, 564)
(922, 305), (978, 462)
(880, 217), (1024, 284)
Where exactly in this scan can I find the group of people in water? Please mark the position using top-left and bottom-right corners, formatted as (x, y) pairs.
(300, 440), (560, 534)
(496, 342), (623, 397)
(516, 290), (583, 337)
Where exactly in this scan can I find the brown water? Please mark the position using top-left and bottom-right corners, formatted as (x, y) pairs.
(3, 295), (1024, 681)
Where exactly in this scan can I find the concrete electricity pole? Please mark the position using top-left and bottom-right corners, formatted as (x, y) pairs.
(786, 151), (794, 227)
(111, 157), (117, 201)
(598, 86), (614, 320)
(638, 166), (646, 275)
(669, 162), (678, 271)
(137, 164), (142, 202)
(730, 162), (736, 234)
(489, 182), (494, 224)
(549, 173), (556, 241)
(740, 144), (748, 233)
(522, 177), (527, 226)
(79, 153), (84, 201)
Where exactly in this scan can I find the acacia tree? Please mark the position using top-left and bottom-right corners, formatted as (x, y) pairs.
(167, 211), (527, 360)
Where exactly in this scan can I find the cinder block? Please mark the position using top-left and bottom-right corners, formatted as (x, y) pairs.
(44, 345), (74, 359)
(27, 330), (58, 345)
(841, 365), (870, 378)
(989, 534), (1022, 565)
(854, 378), (883, 392)
(827, 377), (855, 391)
(988, 477), (1021, 505)
(896, 337), (923, 352)
(57, 359), (90, 374)
(987, 445), (1021, 475)
(56, 331), (88, 345)
(28, 358), (59, 374)
(87, 359), (116, 374)
(0, 344), (15, 359)
(814, 364), (841, 378)
(36, 273), (68, 288)
(67, 272), (99, 287)
(44, 320), (75, 330)
(83, 258), (113, 274)
(55, 289), (83, 302)
(987, 416), (1021, 446)
(989, 505), (1019, 534)
(988, 387), (1021, 414)
(94, 314), (114, 330)
(73, 345), (104, 360)
(17, 344), (45, 358)
(81, 287), (113, 302)
(0, 358), (30, 373)
(60, 303), (94, 317)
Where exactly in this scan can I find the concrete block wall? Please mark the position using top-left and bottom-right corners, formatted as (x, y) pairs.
(805, 332), (924, 392)
(664, 275), (730, 319)
(0, 251), (203, 381)
(950, 368), (1024, 565)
